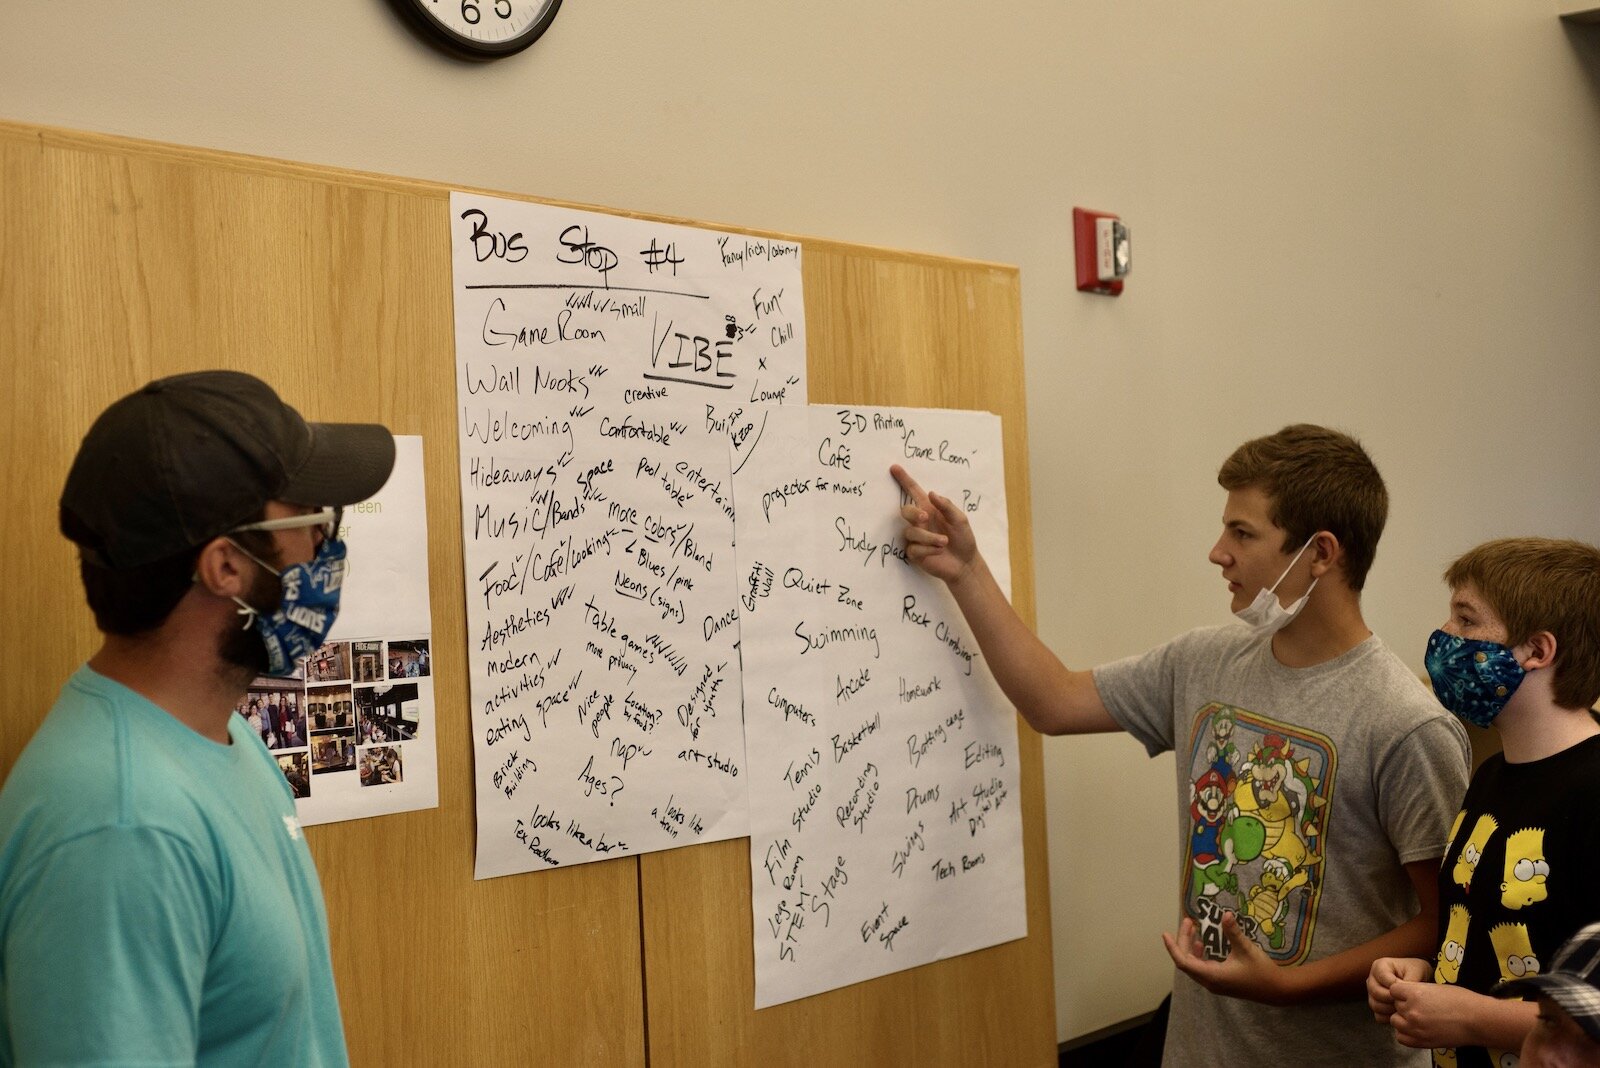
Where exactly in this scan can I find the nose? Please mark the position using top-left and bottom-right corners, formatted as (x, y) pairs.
(1208, 539), (1230, 568)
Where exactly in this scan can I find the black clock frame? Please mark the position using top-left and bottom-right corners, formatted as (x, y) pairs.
(387, 0), (563, 61)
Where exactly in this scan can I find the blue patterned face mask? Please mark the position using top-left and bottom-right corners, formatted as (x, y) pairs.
(231, 535), (347, 678)
(1424, 630), (1525, 728)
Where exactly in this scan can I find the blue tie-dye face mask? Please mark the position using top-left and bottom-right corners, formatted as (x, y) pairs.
(1424, 630), (1526, 728)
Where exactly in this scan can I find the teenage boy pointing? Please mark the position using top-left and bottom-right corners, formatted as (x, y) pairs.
(894, 423), (1469, 1067)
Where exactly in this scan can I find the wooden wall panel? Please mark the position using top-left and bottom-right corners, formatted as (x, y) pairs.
(0, 120), (1053, 1066)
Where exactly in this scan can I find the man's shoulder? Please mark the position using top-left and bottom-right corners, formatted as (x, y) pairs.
(0, 674), (220, 874)
(3, 672), (124, 810)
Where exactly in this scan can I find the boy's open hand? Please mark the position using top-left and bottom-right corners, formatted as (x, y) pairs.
(1163, 912), (1290, 1006)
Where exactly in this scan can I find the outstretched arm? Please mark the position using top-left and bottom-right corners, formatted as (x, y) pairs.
(891, 464), (1117, 736)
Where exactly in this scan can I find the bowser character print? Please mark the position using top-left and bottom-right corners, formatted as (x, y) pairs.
(1184, 702), (1334, 965)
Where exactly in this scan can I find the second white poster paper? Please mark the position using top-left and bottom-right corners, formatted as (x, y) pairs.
(735, 406), (1027, 1008)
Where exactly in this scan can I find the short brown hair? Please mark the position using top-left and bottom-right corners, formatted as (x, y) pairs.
(1444, 538), (1600, 711)
(1218, 424), (1388, 590)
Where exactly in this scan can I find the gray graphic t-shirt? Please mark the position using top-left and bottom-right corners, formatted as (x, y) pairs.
(1095, 626), (1469, 1068)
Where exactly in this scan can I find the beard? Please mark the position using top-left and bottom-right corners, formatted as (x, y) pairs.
(216, 564), (283, 678)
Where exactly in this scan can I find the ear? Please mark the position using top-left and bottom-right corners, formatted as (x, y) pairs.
(1516, 631), (1557, 672)
(1306, 531), (1345, 580)
(192, 537), (255, 599)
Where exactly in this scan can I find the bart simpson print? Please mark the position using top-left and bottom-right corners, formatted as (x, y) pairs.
(1435, 904), (1470, 985)
(1453, 814), (1499, 890)
(1487, 920), (1537, 1068)
(1500, 827), (1549, 910)
(1488, 921), (1541, 981)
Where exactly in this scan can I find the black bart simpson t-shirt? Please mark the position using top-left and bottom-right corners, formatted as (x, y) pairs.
(1433, 732), (1600, 1068)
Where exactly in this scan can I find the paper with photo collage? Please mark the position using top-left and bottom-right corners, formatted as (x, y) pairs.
(238, 435), (440, 826)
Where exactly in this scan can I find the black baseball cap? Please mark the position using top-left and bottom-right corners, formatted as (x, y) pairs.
(60, 370), (397, 569)
(1496, 920), (1600, 1042)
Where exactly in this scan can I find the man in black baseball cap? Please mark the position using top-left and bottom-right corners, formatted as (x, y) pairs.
(1498, 921), (1600, 1067)
(0, 370), (395, 1065)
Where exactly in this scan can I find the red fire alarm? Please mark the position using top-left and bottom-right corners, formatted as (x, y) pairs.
(1074, 207), (1131, 296)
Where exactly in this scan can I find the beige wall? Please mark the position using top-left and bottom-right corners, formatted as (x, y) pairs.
(4, 0), (1598, 1044)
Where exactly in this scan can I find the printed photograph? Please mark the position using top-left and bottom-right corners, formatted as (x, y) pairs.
(306, 641), (351, 684)
(235, 680), (305, 751)
(306, 684), (354, 732)
(352, 640), (383, 684)
(357, 683), (421, 744)
(359, 746), (404, 787)
(310, 728), (357, 774)
(386, 639), (431, 679)
(268, 690), (307, 751)
(277, 751), (311, 799)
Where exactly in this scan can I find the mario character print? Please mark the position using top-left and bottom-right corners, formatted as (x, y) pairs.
(1184, 701), (1334, 965)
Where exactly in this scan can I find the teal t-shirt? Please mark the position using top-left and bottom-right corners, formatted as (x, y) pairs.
(0, 666), (348, 1066)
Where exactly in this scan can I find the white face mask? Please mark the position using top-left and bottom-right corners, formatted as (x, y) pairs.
(1233, 535), (1318, 635)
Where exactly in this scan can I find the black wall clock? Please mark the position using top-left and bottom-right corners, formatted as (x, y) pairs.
(388, 0), (563, 61)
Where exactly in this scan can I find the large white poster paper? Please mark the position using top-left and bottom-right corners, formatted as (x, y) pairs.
(735, 406), (1026, 1008)
(451, 192), (807, 877)
(240, 435), (440, 827)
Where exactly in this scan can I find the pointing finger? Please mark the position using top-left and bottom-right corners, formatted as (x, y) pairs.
(889, 464), (933, 511)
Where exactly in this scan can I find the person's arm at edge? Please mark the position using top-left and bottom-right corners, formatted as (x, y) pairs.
(891, 464), (1117, 736)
